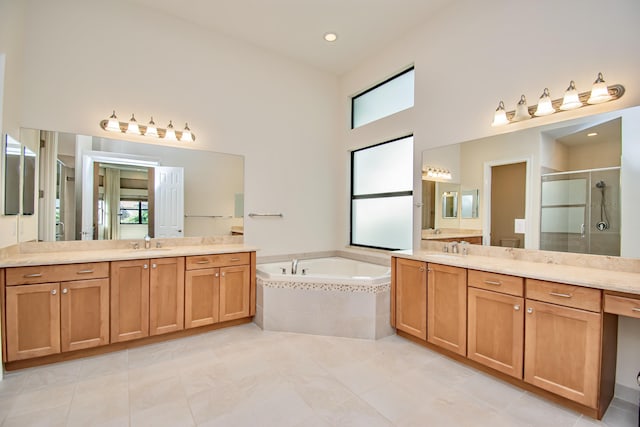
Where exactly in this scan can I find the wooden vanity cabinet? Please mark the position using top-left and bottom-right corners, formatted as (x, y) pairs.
(4, 262), (110, 361)
(427, 263), (467, 356)
(394, 258), (427, 340)
(524, 279), (608, 409)
(185, 252), (252, 328)
(111, 257), (185, 342)
(467, 270), (524, 378)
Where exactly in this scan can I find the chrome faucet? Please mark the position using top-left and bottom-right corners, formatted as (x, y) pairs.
(291, 259), (299, 275)
(144, 234), (151, 249)
(450, 242), (459, 254)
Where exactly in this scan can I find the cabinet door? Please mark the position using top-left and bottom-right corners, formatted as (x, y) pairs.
(6, 283), (60, 361)
(427, 263), (467, 355)
(468, 287), (523, 378)
(150, 257), (185, 336)
(524, 299), (601, 408)
(60, 278), (109, 352)
(185, 268), (219, 328)
(111, 260), (150, 343)
(219, 265), (251, 322)
(395, 258), (427, 340)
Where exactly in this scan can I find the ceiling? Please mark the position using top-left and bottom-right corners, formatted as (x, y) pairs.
(127, 0), (453, 74)
(556, 118), (621, 147)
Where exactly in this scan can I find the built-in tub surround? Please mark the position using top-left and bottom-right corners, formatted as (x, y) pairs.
(255, 256), (393, 340)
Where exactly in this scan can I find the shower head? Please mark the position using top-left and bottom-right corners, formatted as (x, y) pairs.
(595, 181), (606, 189)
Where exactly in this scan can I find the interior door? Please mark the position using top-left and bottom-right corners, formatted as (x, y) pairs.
(154, 166), (184, 238)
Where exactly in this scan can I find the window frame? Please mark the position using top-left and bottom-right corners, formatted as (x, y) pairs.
(350, 66), (415, 129)
(350, 134), (414, 251)
(119, 199), (149, 225)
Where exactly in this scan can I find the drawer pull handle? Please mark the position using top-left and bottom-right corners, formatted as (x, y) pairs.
(484, 280), (502, 286)
(24, 273), (43, 278)
(76, 269), (94, 274)
(549, 292), (572, 298)
(230, 258), (240, 262)
(196, 260), (210, 264)
(632, 307), (640, 313)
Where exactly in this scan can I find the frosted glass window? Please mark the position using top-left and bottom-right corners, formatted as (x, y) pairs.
(352, 68), (414, 129)
(352, 196), (413, 250)
(350, 136), (413, 250)
(353, 136), (413, 195)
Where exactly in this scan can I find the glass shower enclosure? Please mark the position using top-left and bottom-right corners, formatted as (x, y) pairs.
(540, 167), (620, 256)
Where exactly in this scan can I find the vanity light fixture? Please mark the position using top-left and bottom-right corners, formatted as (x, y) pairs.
(423, 167), (452, 181)
(491, 101), (509, 127)
(491, 73), (624, 127)
(100, 111), (196, 141)
(513, 95), (531, 121)
(534, 88), (555, 116)
(560, 81), (582, 110)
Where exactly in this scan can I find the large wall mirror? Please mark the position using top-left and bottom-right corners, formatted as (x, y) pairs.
(3, 134), (21, 215)
(421, 105), (640, 258)
(30, 129), (244, 241)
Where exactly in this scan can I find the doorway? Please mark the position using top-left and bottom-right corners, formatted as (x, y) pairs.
(490, 162), (526, 248)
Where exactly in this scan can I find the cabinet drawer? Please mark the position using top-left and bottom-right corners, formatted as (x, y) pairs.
(186, 252), (250, 270)
(468, 269), (523, 297)
(526, 279), (601, 312)
(6, 262), (109, 286)
(604, 293), (640, 319)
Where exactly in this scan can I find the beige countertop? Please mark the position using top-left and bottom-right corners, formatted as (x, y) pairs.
(394, 249), (640, 296)
(0, 239), (257, 268)
(421, 229), (483, 240)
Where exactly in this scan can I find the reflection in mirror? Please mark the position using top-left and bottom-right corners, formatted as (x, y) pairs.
(421, 106), (634, 256)
(441, 191), (458, 218)
(461, 190), (479, 219)
(34, 129), (244, 241)
(22, 146), (36, 215)
(4, 135), (21, 215)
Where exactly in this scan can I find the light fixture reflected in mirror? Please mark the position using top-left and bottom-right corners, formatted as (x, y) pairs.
(423, 166), (452, 181)
(534, 88), (555, 116)
(100, 111), (196, 141)
(491, 73), (624, 126)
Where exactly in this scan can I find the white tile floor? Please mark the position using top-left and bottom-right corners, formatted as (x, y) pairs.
(0, 323), (637, 427)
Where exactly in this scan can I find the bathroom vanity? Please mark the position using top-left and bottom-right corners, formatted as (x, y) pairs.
(391, 245), (640, 419)
(0, 239), (256, 370)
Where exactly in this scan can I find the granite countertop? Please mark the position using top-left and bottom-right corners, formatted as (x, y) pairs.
(0, 240), (258, 268)
(394, 249), (640, 296)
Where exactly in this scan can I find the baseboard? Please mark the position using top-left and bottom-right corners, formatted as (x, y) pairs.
(615, 382), (640, 406)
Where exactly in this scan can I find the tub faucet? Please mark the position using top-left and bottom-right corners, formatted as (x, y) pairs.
(291, 259), (299, 275)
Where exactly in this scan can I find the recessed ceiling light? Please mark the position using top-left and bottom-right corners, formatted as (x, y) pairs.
(587, 132), (598, 137)
(324, 32), (338, 42)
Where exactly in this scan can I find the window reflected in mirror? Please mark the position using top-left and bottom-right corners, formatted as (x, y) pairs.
(4, 135), (21, 215)
(22, 146), (36, 215)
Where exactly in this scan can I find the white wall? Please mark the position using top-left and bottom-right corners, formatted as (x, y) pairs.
(5, 0), (340, 256)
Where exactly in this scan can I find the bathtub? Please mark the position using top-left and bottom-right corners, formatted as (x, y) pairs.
(254, 257), (394, 339)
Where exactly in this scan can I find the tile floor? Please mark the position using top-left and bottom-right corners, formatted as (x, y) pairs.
(0, 323), (637, 427)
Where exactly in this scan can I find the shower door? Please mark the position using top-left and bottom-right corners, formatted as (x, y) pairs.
(540, 168), (620, 256)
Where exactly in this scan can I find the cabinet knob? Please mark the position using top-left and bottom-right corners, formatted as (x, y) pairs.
(514, 304), (520, 311)
(419, 266), (425, 272)
(51, 289), (57, 295)
(62, 288), (68, 294)
(215, 273), (219, 277)
(144, 264), (148, 269)
(527, 307), (533, 314)
(152, 264), (157, 269)
(221, 272), (225, 277)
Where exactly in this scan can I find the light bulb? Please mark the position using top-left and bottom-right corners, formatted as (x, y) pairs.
(126, 114), (140, 134)
(180, 123), (192, 142)
(534, 88), (555, 116)
(491, 101), (509, 126)
(560, 80), (582, 110)
(587, 72), (612, 104)
(145, 117), (158, 138)
(164, 120), (177, 141)
(513, 95), (531, 121)
(106, 111), (121, 132)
